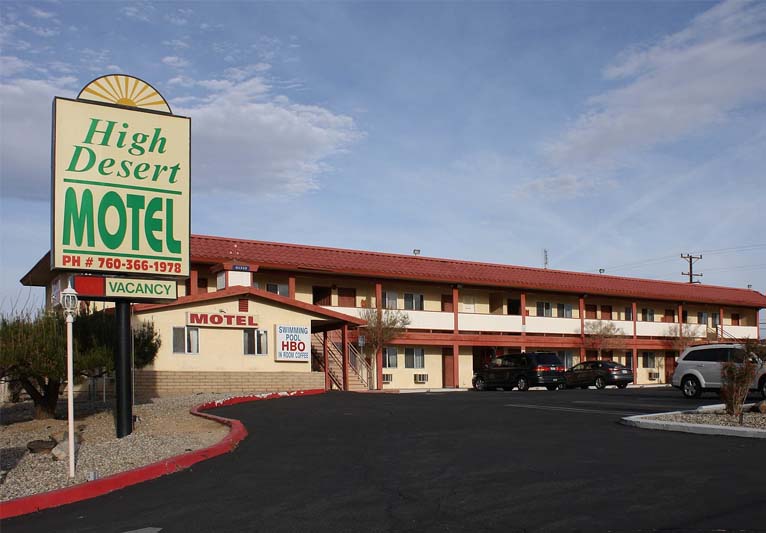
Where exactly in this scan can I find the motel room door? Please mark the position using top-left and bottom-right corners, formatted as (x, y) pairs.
(665, 354), (677, 383)
(442, 347), (454, 388)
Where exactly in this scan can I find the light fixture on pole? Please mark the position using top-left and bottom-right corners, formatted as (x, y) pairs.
(60, 282), (78, 478)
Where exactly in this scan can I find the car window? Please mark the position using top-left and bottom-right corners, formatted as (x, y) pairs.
(708, 348), (730, 362)
(571, 363), (585, 371)
(686, 348), (728, 363)
(501, 357), (514, 368)
(490, 358), (503, 368)
(532, 353), (562, 365)
(729, 349), (747, 363)
(509, 356), (524, 368)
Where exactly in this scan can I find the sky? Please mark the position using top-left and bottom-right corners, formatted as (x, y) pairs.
(1, 0), (765, 325)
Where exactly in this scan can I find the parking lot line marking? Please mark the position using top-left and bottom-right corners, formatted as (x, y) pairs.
(504, 403), (641, 416)
(571, 401), (692, 410)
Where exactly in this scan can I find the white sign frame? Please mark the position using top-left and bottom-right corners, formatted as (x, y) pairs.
(275, 324), (311, 362)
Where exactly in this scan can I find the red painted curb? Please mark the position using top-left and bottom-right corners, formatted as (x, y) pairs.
(0, 389), (326, 520)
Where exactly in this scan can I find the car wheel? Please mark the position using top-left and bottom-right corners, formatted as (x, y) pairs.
(557, 383), (566, 390)
(760, 377), (766, 400)
(681, 376), (701, 399)
(617, 382), (629, 389)
(473, 377), (487, 391)
(517, 375), (529, 391)
(594, 376), (606, 390)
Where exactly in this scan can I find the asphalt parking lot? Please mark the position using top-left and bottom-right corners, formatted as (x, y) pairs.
(4, 387), (765, 532)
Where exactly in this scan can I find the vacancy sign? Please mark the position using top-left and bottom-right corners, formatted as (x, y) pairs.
(276, 325), (311, 361)
(52, 75), (190, 278)
(73, 275), (177, 301)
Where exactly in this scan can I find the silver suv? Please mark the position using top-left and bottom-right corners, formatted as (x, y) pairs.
(671, 343), (766, 399)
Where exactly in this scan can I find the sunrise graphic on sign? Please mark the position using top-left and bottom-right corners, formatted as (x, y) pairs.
(77, 75), (171, 113)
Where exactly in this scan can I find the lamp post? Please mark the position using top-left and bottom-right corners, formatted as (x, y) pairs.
(60, 283), (78, 478)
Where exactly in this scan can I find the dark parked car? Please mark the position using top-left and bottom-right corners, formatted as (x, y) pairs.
(565, 360), (633, 389)
(472, 352), (567, 391)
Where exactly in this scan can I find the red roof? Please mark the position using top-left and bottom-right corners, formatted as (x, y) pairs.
(135, 285), (366, 325)
(191, 234), (766, 308)
(19, 235), (766, 308)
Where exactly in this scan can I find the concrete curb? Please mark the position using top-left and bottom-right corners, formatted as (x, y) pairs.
(398, 388), (469, 394)
(0, 389), (325, 520)
(620, 402), (766, 439)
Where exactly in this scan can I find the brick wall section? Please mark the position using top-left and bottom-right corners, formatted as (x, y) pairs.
(134, 370), (325, 400)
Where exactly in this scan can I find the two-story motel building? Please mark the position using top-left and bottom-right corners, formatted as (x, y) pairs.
(21, 234), (766, 396)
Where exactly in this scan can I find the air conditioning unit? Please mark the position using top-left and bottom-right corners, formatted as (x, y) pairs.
(648, 371), (660, 380)
(382, 373), (393, 384)
(414, 373), (428, 384)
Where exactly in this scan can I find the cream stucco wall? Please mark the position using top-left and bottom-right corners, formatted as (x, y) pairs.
(136, 296), (330, 373)
(382, 346), (443, 389)
(635, 351), (669, 384)
(459, 347), (473, 388)
(526, 293), (582, 319)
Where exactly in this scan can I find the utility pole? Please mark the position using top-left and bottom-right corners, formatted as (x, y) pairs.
(543, 249), (549, 269)
(681, 254), (703, 284)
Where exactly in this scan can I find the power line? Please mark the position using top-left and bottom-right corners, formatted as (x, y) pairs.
(698, 244), (766, 255)
(703, 263), (766, 274)
(599, 254), (678, 272)
(595, 244), (766, 276)
(681, 253), (703, 284)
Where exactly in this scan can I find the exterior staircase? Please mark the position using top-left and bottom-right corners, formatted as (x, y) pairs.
(311, 332), (372, 391)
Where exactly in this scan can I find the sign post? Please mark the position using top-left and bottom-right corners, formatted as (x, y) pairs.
(51, 75), (190, 438)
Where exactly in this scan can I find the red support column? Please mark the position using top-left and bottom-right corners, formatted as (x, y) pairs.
(579, 296), (585, 362)
(453, 343), (460, 388)
(375, 282), (383, 390)
(719, 306), (725, 339)
(520, 291), (527, 352)
(288, 276), (296, 299)
(323, 331), (330, 390)
(190, 270), (198, 296)
(452, 286), (460, 387)
(678, 303), (683, 337)
(342, 324), (349, 391)
(632, 301), (638, 384)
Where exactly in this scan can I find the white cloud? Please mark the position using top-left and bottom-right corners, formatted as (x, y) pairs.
(17, 21), (59, 38)
(541, 0), (766, 195)
(29, 7), (56, 19)
(512, 174), (605, 199)
(224, 63), (271, 81)
(165, 9), (192, 26)
(168, 74), (196, 86)
(162, 39), (190, 49)
(121, 3), (155, 22)
(0, 77), (79, 200)
(0, 56), (30, 76)
(173, 77), (363, 196)
(0, 73), (362, 201)
(79, 48), (115, 73)
(161, 56), (189, 69)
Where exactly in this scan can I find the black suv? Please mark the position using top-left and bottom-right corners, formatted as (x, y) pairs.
(472, 352), (567, 391)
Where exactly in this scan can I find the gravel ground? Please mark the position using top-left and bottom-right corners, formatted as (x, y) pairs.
(653, 409), (766, 430)
(0, 394), (232, 502)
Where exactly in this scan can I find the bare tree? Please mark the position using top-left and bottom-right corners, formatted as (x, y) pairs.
(583, 320), (626, 360)
(720, 340), (765, 424)
(665, 323), (707, 355)
(358, 308), (411, 360)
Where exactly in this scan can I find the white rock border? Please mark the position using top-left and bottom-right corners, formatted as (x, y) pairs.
(620, 403), (766, 439)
